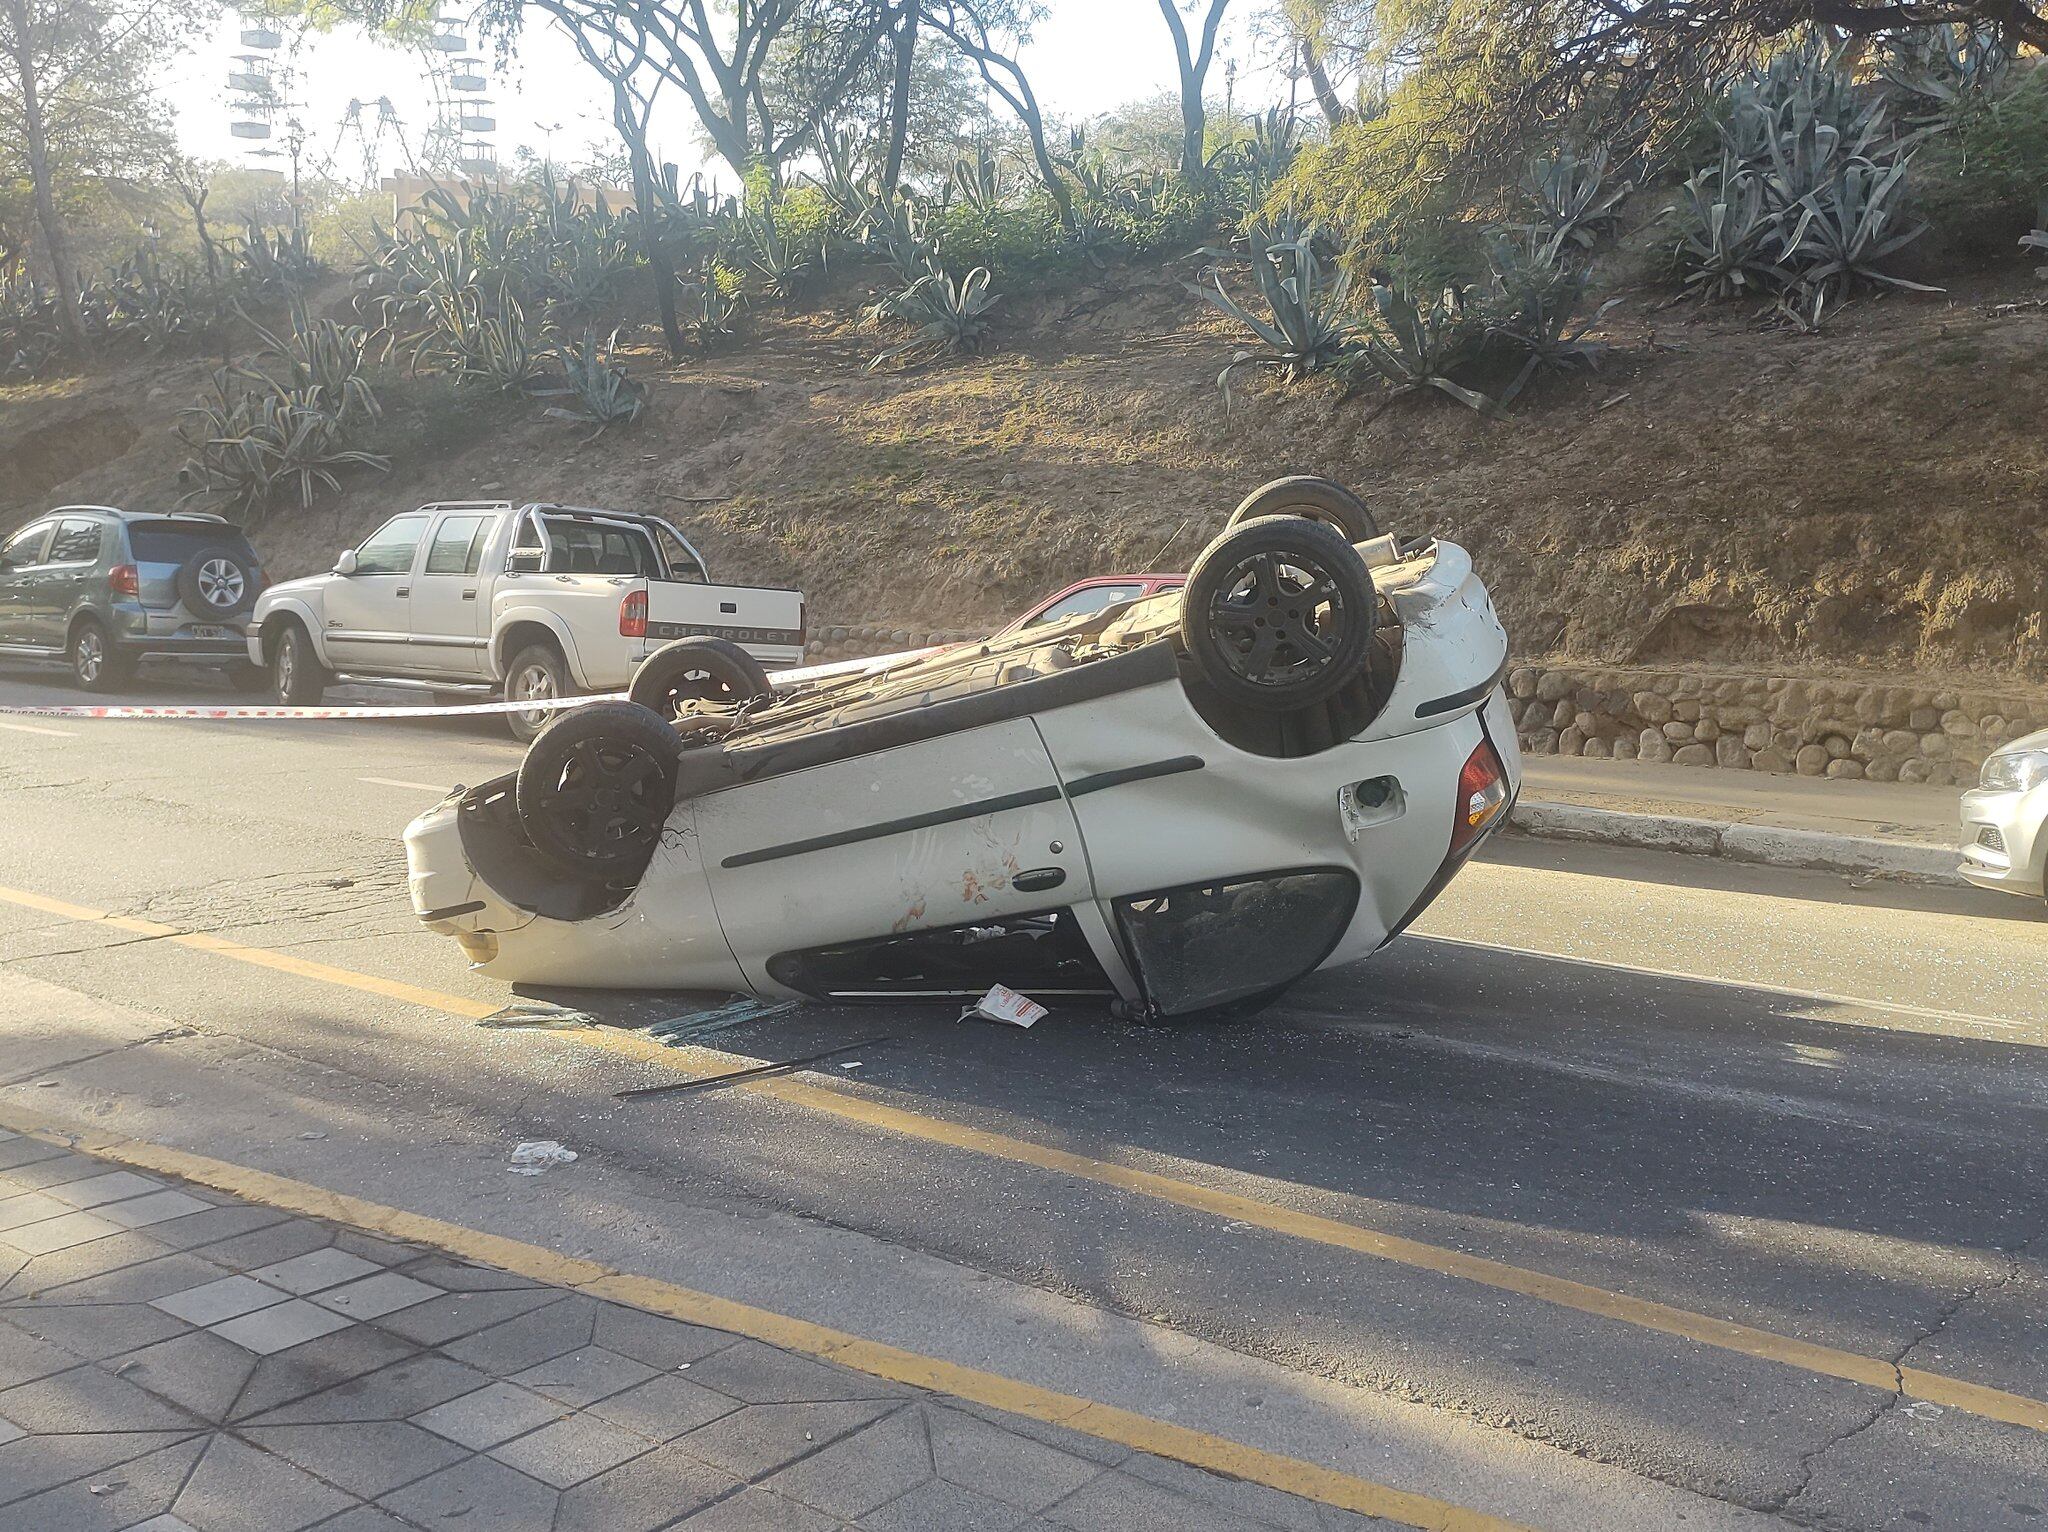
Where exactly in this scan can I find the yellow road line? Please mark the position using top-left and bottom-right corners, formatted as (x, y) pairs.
(0, 1100), (1534, 1532)
(4, 880), (2044, 1436)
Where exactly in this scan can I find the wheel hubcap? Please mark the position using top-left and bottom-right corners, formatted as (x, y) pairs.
(515, 665), (556, 726)
(1207, 551), (1346, 690)
(77, 632), (102, 681)
(198, 559), (244, 608)
(543, 740), (668, 862)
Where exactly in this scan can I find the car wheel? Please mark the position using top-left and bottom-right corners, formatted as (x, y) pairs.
(1223, 477), (1379, 543)
(176, 547), (259, 620)
(272, 624), (328, 705)
(515, 701), (681, 876)
(1181, 515), (1378, 712)
(628, 637), (774, 721)
(69, 620), (132, 693)
(505, 641), (575, 743)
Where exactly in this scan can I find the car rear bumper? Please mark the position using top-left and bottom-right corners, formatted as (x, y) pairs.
(1959, 785), (2046, 897)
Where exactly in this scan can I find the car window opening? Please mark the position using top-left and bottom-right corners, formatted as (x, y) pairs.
(766, 909), (1115, 1002)
(1116, 869), (1360, 1016)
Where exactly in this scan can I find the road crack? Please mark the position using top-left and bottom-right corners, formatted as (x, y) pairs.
(1772, 1224), (2043, 1522)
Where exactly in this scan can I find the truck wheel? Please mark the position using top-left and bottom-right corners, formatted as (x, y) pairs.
(629, 637), (774, 721)
(70, 620), (133, 693)
(1181, 515), (1377, 712)
(272, 624), (328, 705)
(1223, 477), (1379, 543)
(505, 642), (575, 743)
(515, 701), (680, 876)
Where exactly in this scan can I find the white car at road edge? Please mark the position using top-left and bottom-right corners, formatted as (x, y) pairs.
(1961, 727), (2048, 902)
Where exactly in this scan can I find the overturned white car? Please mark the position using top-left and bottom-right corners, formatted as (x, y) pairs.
(404, 479), (1519, 1019)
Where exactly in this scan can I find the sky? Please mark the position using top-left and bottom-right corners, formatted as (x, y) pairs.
(162, 1), (1295, 193)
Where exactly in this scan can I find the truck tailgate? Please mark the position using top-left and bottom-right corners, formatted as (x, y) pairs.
(643, 579), (806, 657)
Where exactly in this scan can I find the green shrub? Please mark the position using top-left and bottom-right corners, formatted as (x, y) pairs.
(1914, 62), (2048, 250)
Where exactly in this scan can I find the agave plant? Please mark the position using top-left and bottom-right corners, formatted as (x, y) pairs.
(537, 328), (644, 433)
(1667, 163), (1791, 299)
(1781, 159), (1941, 294)
(868, 193), (939, 285)
(678, 260), (743, 352)
(96, 246), (207, 350)
(741, 208), (821, 304)
(945, 146), (1006, 213)
(1770, 279), (1842, 334)
(1878, 24), (2010, 121)
(2023, 205), (2048, 279)
(229, 219), (321, 297)
(1189, 235), (1357, 401)
(177, 370), (389, 519)
(808, 127), (880, 237)
(865, 265), (1000, 370)
(0, 264), (66, 378)
(1519, 146), (1631, 257)
(1345, 284), (1500, 416)
(1481, 232), (1619, 401)
(239, 301), (381, 427)
(407, 283), (540, 389)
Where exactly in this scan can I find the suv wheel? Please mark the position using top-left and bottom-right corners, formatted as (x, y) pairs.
(177, 547), (260, 619)
(70, 620), (133, 694)
(505, 641), (575, 743)
(273, 624), (328, 705)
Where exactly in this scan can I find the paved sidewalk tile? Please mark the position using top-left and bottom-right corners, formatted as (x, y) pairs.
(0, 1143), (1358, 1532)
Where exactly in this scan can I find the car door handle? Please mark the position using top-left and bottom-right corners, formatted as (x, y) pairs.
(462, 589), (477, 600)
(395, 587), (410, 598)
(1012, 867), (1067, 892)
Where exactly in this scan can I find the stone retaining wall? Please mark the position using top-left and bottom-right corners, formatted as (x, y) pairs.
(1505, 664), (2048, 785)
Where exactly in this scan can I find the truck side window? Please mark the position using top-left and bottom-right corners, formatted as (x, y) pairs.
(425, 516), (488, 576)
(354, 514), (429, 576)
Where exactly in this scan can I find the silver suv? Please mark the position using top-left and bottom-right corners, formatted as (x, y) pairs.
(0, 506), (269, 692)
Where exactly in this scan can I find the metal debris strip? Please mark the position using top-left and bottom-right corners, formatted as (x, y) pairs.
(477, 1001), (599, 1031)
(614, 1038), (894, 1100)
(646, 996), (800, 1047)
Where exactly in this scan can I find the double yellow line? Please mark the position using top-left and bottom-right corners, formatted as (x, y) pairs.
(3, 878), (2043, 1521)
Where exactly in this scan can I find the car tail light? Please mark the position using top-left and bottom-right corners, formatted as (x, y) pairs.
(619, 589), (648, 638)
(109, 564), (139, 599)
(1449, 738), (1509, 855)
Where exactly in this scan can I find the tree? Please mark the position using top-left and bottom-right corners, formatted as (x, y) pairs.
(1152, 0), (1232, 176)
(923, 0), (1072, 218)
(0, 0), (208, 343)
(1263, 0), (1377, 127)
(478, 0), (904, 181)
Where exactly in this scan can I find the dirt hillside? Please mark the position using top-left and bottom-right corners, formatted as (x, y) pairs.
(4, 258), (2045, 681)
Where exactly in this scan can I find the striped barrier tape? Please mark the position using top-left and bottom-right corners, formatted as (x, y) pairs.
(0, 693), (628, 721)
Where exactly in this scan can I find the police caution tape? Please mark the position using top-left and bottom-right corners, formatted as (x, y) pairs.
(0, 693), (628, 721)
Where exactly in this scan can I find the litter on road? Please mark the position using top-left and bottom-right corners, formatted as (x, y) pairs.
(961, 984), (1048, 1028)
(508, 1140), (578, 1174)
(613, 1038), (892, 1100)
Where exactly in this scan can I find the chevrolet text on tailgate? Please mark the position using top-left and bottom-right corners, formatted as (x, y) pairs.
(248, 502), (806, 739)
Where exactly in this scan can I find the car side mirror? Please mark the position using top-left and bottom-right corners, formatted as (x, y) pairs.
(334, 549), (359, 575)
(505, 549), (543, 574)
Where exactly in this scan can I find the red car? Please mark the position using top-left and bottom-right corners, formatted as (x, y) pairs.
(991, 573), (1187, 640)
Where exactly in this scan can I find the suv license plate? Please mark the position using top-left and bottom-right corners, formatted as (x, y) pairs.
(187, 625), (227, 640)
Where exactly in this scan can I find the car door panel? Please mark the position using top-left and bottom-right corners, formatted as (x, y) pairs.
(0, 523), (53, 647)
(407, 512), (492, 676)
(691, 716), (1092, 996)
(324, 513), (427, 672)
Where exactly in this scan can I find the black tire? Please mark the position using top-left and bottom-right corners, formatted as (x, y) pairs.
(1223, 477), (1379, 544)
(272, 623), (328, 705)
(515, 701), (680, 876)
(504, 641), (575, 743)
(69, 620), (133, 693)
(1180, 515), (1377, 712)
(226, 659), (269, 693)
(628, 637), (774, 721)
(175, 546), (259, 619)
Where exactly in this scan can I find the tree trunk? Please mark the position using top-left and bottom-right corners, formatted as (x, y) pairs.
(7, 0), (82, 346)
(881, 0), (917, 194)
(1179, 86), (1206, 178)
(1301, 37), (1345, 127)
(615, 81), (683, 358)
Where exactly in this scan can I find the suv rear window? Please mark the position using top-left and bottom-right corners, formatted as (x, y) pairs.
(128, 521), (260, 566)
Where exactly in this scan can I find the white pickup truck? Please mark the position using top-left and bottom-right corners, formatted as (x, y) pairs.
(248, 501), (806, 738)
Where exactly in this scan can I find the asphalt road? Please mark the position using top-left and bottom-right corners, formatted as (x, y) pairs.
(2, 653), (2045, 1531)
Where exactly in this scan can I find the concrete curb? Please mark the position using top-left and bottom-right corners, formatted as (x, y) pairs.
(1508, 801), (1964, 885)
